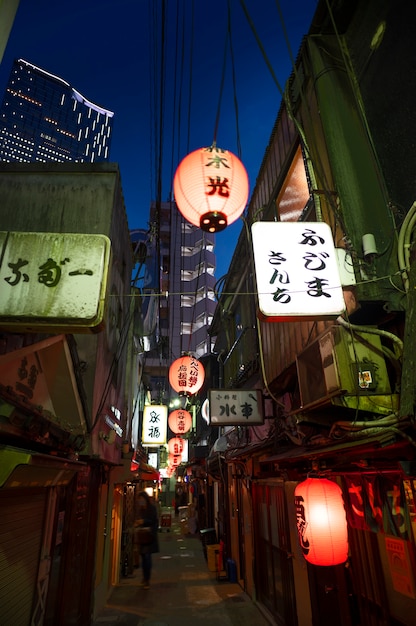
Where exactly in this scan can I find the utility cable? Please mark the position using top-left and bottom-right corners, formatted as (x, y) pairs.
(239, 0), (284, 97)
(227, 0), (242, 158)
(212, 18), (229, 145)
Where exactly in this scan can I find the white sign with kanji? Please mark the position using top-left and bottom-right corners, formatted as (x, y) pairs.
(252, 221), (345, 321)
(0, 231), (110, 332)
(142, 404), (168, 445)
(209, 389), (263, 426)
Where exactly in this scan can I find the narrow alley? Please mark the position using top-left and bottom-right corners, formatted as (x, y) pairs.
(93, 513), (271, 626)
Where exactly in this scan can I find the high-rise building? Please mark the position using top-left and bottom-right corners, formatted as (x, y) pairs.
(0, 58), (114, 163)
(132, 200), (217, 405)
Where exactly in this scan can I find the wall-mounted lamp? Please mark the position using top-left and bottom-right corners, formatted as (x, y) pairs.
(362, 233), (378, 261)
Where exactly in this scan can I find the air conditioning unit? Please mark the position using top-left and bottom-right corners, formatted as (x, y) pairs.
(296, 325), (395, 414)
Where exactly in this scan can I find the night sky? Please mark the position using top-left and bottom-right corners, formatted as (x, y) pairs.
(0, 0), (317, 278)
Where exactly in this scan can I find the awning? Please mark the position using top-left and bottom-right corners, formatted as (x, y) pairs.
(112, 458), (160, 483)
(0, 446), (86, 489)
(136, 462), (160, 481)
(259, 431), (412, 475)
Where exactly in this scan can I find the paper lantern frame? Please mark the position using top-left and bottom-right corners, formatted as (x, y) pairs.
(294, 477), (349, 566)
(173, 145), (249, 233)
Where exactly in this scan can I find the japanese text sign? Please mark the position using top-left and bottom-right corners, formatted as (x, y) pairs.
(142, 404), (168, 445)
(208, 389), (263, 426)
(251, 222), (345, 321)
(0, 231), (111, 332)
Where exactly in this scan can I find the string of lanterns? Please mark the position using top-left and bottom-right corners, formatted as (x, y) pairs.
(165, 355), (206, 475)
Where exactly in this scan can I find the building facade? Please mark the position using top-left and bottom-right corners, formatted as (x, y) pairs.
(0, 58), (113, 163)
(0, 163), (138, 625)
(208, 1), (416, 625)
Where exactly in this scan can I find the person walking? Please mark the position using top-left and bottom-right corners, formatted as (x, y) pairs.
(135, 491), (159, 590)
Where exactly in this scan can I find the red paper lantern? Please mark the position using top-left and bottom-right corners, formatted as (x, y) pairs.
(173, 144), (249, 233)
(294, 477), (348, 566)
(168, 453), (182, 467)
(168, 437), (185, 455)
(169, 355), (205, 396)
(168, 409), (192, 435)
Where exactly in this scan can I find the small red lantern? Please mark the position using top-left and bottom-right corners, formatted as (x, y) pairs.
(169, 355), (205, 396)
(168, 437), (185, 455)
(168, 409), (192, 435)
(294, 477), (348, 566)
(173, 144), (249, 233)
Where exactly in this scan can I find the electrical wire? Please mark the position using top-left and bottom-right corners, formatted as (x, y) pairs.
(238, 0), (284, 97)
(212, 8), (229, 145)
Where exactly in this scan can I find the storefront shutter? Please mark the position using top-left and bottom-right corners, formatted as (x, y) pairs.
(0, 489), (46, 625)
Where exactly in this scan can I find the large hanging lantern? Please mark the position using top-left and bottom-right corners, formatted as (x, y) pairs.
(168, 409), (192, 435)
(294, 477), (349, 566)
(169, 355), (205, 396)
(173, 144), (249, 233)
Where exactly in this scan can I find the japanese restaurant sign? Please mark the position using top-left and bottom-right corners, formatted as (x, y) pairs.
(142, 404), (168, 445)
(0, 231), (111, 332)
(208, 389), (263, 426)
(251, 221), (345, 321)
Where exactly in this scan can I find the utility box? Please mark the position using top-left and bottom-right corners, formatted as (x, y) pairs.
(296, 324), (397, 415)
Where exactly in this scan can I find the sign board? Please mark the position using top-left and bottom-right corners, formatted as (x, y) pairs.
(142, 404), (168, 445)
(208, 389), (263, 426)
(0, 231), (111, 332)
(252, 221), (345, 321)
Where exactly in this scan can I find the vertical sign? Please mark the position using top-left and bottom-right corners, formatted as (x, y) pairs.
(142, 405), (167, 445)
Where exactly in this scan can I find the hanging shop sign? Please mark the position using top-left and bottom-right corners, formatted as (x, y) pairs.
(0, 231), (111, 332)
(142, 404), (168, 446)
(294, 477), (349, 566)
(208, 389), (263, 426)
(251, 221), (345, 321)
(173, 144), (249, 233)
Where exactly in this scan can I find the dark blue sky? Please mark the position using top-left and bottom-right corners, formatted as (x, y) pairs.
(0, 0), (317, 278)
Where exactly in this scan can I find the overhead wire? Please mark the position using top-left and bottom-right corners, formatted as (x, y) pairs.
(227, 0), (242, 159)
(210, 7), (231, 147)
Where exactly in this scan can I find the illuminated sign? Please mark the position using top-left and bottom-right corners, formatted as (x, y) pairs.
(208, 389), (263, 426)
(142, 405), (168, 445)
(252, 221), (345, 321)
(0, 231), (111, 332)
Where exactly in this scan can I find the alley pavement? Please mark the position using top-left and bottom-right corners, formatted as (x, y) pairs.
(92, 515), (273, 626)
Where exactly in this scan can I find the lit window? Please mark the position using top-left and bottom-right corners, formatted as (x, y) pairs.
(275, 145), (311, 222)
